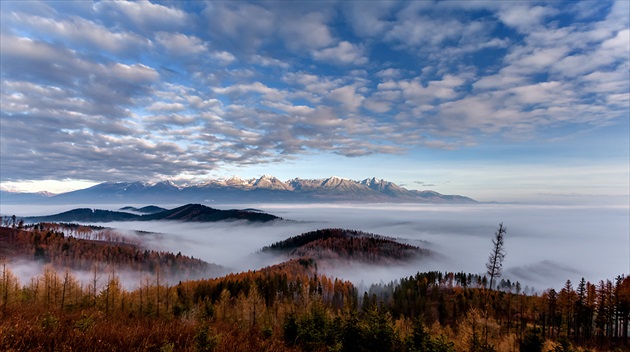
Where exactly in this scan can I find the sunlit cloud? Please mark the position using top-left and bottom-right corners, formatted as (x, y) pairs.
(0, 0), (627, 202)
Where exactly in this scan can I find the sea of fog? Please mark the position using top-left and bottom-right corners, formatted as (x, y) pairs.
(1, 203), (628, 292)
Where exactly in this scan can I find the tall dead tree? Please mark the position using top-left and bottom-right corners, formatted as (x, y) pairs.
(485, 222), (506, 348)
(487, 222), (506, 291)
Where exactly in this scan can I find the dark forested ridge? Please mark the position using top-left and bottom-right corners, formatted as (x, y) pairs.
(140, 204), (281, 222)
(119, 205), (168, 214)
(262, 228), (431, 263)
(0, 223), (628, 351)
(26, 208), (140, 222)
(24, 203), (282, 223)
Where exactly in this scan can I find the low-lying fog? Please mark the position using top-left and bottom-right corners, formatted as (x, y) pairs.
(2, 203), (628, 292)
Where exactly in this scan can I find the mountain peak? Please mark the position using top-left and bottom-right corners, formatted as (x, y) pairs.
(153, 180), (180, 190)
(253, 175), (292, 191)
(224, 176), (250, 187)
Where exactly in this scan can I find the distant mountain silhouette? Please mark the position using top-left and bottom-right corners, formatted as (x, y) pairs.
(2, 176), (477, 204)
(25, 208), (139, 222)
(119, 205), (168, 214)
(0, 190), (52, 203)
(25, 204), (281, 223)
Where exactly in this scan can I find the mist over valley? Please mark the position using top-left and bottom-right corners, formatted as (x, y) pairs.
(2, 202), (626, 292)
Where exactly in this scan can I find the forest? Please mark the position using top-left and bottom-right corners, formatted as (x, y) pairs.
(0, 222), (628, 352)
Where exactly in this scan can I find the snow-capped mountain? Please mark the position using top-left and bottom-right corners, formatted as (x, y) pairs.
(252, 175), (293, 191)
(1, 176), (477, 204)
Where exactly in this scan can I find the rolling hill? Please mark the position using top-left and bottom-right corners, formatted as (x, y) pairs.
(24, 204), (281, 223)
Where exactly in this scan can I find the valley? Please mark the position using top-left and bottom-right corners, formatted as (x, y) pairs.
(0, 203), (628, 351)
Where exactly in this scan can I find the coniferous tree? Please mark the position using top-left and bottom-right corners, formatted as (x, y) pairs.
(520, 327), (544, 352)
(485, 223), (506, 348)
(486, 223), (507, 291)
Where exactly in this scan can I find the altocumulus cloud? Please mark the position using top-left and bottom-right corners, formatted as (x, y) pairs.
(0, 1), (628, 183)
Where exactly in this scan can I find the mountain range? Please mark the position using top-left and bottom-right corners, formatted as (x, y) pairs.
(1, 175), (476, 204)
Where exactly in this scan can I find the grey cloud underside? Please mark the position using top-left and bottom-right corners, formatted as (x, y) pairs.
(0, 1), (628, 182)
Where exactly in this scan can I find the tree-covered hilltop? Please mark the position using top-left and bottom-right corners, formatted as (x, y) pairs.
(262, 228), (431, 263)
(140, 204), (281, 222)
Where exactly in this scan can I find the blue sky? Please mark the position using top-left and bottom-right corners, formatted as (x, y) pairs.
(0, 0), (628, 202)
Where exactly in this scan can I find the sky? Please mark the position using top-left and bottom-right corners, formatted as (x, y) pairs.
(0, 0), (628, 203)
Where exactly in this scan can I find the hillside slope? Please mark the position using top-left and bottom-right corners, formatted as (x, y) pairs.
(24, 204), (281, 223)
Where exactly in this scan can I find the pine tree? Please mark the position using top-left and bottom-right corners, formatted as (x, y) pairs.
(485, 223), (506, 347)
(486, 223), (506, 291)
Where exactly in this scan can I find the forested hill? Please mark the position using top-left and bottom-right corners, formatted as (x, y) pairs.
(119, 205), (167, 214)
(0, 224), (224, 278)
(24, 204), (281, 223)
(140, 204), (281, 222)
(262, 228), (432, 263)
(25, 208), (139, 223)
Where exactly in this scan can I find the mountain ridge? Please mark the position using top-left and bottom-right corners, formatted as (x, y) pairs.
(1, 175), (477, 204)
(23, 204), (281, 223)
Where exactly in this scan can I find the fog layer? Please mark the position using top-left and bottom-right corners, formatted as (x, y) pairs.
(2, 203), (628, 291)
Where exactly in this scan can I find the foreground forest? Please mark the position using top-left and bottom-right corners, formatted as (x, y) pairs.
(0, 223), (628, 352)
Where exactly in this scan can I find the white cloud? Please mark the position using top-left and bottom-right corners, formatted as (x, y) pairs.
(496, 4), (556, 32)
(364, 90), (400, 113)
(375, 68), (402, 79)
(263, 101), (314, 116)
(344, 1), (395, 37)
(328, 85), (365, 112)
(249, 55), (289, 68)
(473, 73), (525, 90)
(550, 28), (629, 78)
(211, 51), (237, 65)
(506, 81), (570, 106)
(280, 11), (334, 50)
(505, 46), (571, 74)
(283, 72), (343, 99)
(110, 63), (159, 83)
(11, 13), (151, 53)
(600, 28), (630, 54)
(204, 2), (274, 50)
(213, 82), (286, 101)
(1, 34), (65, 62)
(386, 16), (465, 47)
(155, 32), (207, 55)
(363, 100), (391, 114)
(95, 0), (188, 31)
(146, 101), (186, 112)
(312, 41), (368, 65)
(398, 75), (466, 105)
(187, 96), (222, 110)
